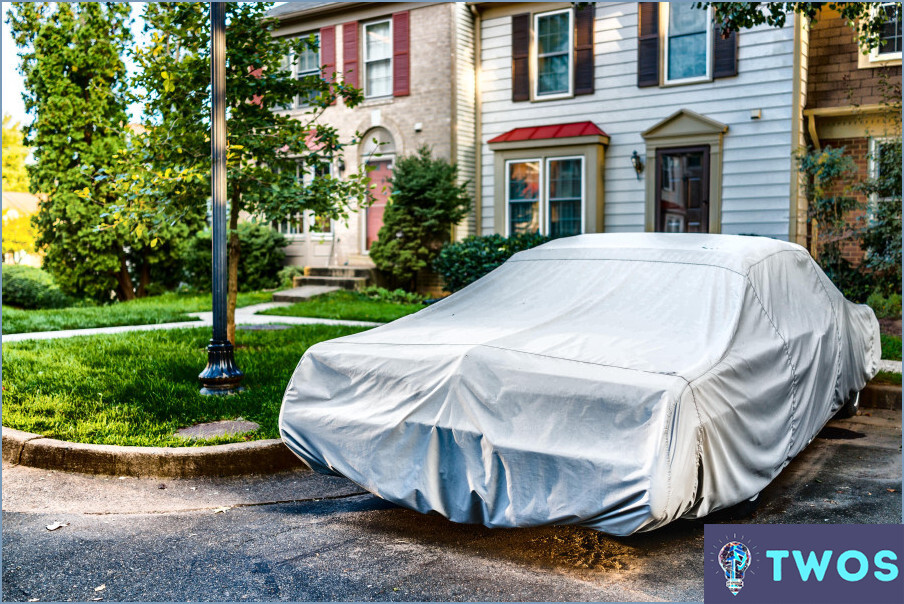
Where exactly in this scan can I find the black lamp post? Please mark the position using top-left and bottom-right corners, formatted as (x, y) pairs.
(199, 2), (244, 395)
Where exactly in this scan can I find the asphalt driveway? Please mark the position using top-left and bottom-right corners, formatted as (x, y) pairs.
(3, 410), (901, 602)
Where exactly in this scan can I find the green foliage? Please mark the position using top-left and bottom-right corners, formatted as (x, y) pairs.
(259, 289), (423, 323)
(697, 3), (896, 52)
(2, 290), (272, 335)
(433, 232), (551, 293)
(1, 264), (72, 309)
(2, 113), (29, 191)
(183, 222), (288, 292)
(360, 285), (426, 305)
(1, 208), (36, 259)
(880, 334), (902, 362)
(277, 265), (305, 289)
(1, 324), (368, 446)
(858, 139), (902, 294)
(369, 146), (471, 288)
(867, 291), (903, 319)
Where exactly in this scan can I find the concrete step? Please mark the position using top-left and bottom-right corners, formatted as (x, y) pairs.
(272, 285), (340, 303)
(293, 275), (368, 290)
(306, 266), (374, 279)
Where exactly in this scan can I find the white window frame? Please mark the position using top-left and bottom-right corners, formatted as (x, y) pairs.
(295, 31), (321, 108)
(661, 3), (713, 86)
(532, 8), (574, 100)
(871, 2), (903, 62)
(867, 137), (899, 224)
(364, 18), (393, 99)
(274, 162), (336, 240)
(504, 156), (586, 237)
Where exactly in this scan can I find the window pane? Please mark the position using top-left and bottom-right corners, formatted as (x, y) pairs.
(880, 3), (902, 54)
(366, 22), (391, 61)
(669, 32), (707, 80)
(508, 161), (540, 235)
(548, 159), (582, 238)
(537, 13), (569, 55)
(669, 4), (707, 36)
(537, 54), (569, 95)
(366, 58), (392, 97)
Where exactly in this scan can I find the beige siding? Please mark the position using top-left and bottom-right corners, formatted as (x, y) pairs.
(479, 2), (798, 239)
(453, 2), (478, 239)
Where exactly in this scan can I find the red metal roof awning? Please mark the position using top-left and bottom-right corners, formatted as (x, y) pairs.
(488, 121), (608, 144)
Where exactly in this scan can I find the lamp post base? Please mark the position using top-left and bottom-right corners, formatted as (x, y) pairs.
(199, 340), (245, 395)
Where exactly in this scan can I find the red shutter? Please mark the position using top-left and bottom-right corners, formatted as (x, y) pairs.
(713, 24), (738, 79)
(574, 5), (595, 95)
(393, 11), (410, 96)
(637, 3), (659, 88)
(320, 26), (336, 104)
(511, 13), (530, 102)
(342, 21), (359, 89)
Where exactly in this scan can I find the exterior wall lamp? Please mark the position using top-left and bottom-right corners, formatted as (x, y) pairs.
(631, 150), (645, 180)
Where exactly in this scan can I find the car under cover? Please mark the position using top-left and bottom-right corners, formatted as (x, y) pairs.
(279, 234), (880, 535)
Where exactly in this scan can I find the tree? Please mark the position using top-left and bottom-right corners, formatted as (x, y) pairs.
(7, 3), (189, 301)
(110, 2), (369, 343)
(369, 146), (471, 290)
(697, 3), (897, 52)
(2, 114), (29, 191)
(1, 209), (36, 261)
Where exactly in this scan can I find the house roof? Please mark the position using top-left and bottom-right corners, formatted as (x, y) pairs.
(487, 121), (608, 144)
(266, 2), (360, 20)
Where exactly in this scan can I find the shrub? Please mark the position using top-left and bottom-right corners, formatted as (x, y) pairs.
(867, 291), (902, 319)
(360, 285), (425, 305)
(369, 146), (471, 290)
(432, 232), (550, 292)
(858, 139), (902, 295)
(277, 266), (305, 289)
(183, 222), (288, 292)
(2, 264), (72, 309)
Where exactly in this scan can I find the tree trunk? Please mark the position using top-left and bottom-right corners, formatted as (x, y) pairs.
(116, 256), (136, 301)
(226, 186), (241, 345)
(136, 260), (151, 298)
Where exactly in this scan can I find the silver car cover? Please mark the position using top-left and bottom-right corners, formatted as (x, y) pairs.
(279, 234), (880, 535)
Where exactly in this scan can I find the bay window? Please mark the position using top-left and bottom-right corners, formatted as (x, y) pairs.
(505, 157), (585, 238)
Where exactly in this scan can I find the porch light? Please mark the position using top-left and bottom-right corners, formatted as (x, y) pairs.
(631, 151), (645, 180)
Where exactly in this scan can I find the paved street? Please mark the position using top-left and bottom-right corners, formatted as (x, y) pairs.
(3, 410), (901, 602)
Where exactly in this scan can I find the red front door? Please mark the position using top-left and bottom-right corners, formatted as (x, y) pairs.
(366, 159), (392, 250)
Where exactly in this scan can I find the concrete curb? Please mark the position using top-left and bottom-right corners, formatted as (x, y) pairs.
(1, 427), (307, 478)
(862, 382), (902, 410)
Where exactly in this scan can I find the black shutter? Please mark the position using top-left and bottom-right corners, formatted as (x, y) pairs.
(574, 5), (595, 95)
(512, 13), (530, 102)
(713, 24), (738, 79)
(637, 3), (659, 88)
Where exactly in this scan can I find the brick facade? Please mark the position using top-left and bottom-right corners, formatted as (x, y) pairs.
(817, 137), (870, 265)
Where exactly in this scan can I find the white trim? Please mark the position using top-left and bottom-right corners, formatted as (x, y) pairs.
(661, 3), (713, 86)
(870, 2), (903, 62)
(544, 155), (585, 236)
(363, 18), (393, 99)
(532, 8), (574, 100)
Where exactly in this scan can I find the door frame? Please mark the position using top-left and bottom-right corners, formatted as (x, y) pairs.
(654, 145), (711, 233)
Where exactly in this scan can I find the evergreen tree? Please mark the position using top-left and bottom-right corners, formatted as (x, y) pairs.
(2, 114), (29, 191)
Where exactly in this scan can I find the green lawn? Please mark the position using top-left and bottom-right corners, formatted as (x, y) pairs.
(260, 289), (423, 323)
(2, 291), (273, 335)
(881, 334), (902, 362)
(1, 324), (369, 447)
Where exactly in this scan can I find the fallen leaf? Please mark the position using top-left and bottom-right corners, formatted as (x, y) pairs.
(95, 585), (106, 592)
(45, 522), (68, 531)
(888, 489), (897, 493)
(90, 598), (103, 601)
(27, 598), (38, 602)
(157, 484), (167, 490)
(213, 506), (231, 514)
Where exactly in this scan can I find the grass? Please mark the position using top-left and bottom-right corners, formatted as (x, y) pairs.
(1, 324), (370, 447)
(1, 291), (273, 335)
(880, 334), (902, 362)
(260, 289), (423, 323)
(871, 371), (902, 386)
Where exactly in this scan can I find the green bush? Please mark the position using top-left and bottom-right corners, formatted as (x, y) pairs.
(183, 222), (288, 292)
(432, 232), (550, 293)
(2, 264), (73, 309)
(360, 285), (425, 305)
(277, 265), (305, 289)
(867, 291), (902, 319)
(369, 146), (471, 290)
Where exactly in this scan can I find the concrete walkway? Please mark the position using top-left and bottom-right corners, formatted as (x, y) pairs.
(3, 301), (380, 343)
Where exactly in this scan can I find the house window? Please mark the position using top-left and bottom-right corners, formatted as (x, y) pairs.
(868, 138), (902, 223)
(273, 162), (334, 238)
(664, 3), (711, 83)
(364, 19), (392, 97)
(505, 157), (584, 238)
(534, 9), (573, 97)
(295, 33), (321, 106)
(874, 2), (903, 60)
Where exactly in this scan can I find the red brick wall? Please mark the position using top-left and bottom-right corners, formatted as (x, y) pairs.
(808, 12), (902, 108)
(816, 137), (870, 264)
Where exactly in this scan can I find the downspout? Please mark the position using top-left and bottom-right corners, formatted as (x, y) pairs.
(470, 2), (482, 236)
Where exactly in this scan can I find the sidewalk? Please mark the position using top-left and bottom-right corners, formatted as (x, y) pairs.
(2, 301), (380, 342)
